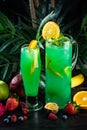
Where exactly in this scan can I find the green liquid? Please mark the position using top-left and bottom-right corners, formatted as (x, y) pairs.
(46, 37), (72, 109)
(20, 46), (41, 96)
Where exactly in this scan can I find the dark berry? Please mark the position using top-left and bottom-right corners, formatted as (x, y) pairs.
(7, 115), (11, 122)
(3, 118), (9, 124)
(11, 115), (17, 123)
(18, 116), (24, 122)
(62, 115), (68, 120)
(7, 115), (11, 120)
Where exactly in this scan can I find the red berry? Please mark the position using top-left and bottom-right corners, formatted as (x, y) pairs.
(48, 113), (57, 120)
(20, 102), (28, 109)
(11, 115), (17, 123)
(22, 108), (29, 114)
(0, 103), (7, 116)
(64, 102), (78, 115)
(6, 98), (19, 111)
(23, 115), (28, 120)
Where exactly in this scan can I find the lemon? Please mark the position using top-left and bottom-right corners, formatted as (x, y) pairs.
(0, 80), (9, 101)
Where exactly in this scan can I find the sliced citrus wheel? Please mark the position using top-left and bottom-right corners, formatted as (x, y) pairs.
(28, 40), (37, 49)
(73, 91), (87, 109)
(44, 102), (59, 114)
(42, 21), (60, 41)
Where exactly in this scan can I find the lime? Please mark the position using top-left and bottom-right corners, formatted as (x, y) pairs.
(0, 80), (9, 101)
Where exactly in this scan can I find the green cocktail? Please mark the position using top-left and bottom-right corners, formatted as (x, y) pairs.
(20, 43), (42, 111)
(46, 36), (72, 109)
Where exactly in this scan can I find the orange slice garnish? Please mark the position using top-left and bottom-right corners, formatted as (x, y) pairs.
(73, 91), (87, 109)
(42, 21), (60, 41)
(28, 40), (37, 49)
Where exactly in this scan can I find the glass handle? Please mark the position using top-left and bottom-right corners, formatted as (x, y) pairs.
(72, 40), (78, 70)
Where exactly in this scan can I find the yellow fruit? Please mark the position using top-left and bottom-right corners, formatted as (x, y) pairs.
(44, 102), (59, 114)
(0, 80), (9, 101)
(28, 40), (37, 49)
(42, 21), (60, 41)
(73, 91), (87, 109)
(71, 74), (84, 88)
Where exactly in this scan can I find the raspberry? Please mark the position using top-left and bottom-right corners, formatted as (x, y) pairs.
(23, 115), (28, 120)
(22, 108), (29, 114)
(48, 113), (57, 120)
(11, 115), (17, 123)
(20, 102), (28, 109)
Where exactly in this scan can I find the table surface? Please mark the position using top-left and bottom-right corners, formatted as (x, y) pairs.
(1, 71), (87, 130)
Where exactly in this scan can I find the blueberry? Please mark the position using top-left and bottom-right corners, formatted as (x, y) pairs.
(3, 118), (9, 124)
(18, 116), (24, 122)
(62, 115), (68, 120)
(7, 115), (11, 119)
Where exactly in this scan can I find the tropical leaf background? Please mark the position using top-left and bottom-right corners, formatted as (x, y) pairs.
(0, 0), (87, 85)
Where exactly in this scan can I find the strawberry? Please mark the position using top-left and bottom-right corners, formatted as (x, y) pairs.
(6, 97), (19, 111)
(48, 113), (58, 120)
(64, 102), (79, 115)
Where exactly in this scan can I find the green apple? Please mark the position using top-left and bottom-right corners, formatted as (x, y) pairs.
(0, 80), (9, 101)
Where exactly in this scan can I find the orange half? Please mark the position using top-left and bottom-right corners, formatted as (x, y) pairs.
(73, 91), (87, 109)
(42, 21), (60, 41)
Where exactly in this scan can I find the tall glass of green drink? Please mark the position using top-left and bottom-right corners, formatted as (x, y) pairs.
(46, 36), (72, 109)
(20, 41), (43, 111)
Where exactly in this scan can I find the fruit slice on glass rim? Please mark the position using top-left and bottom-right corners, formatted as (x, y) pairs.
(73, 91), (87, 109)
(42, 21), (60, 41)
(28, 40), (37, 49)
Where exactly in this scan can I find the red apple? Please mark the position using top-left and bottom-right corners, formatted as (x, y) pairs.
(10, 74), (25, 97)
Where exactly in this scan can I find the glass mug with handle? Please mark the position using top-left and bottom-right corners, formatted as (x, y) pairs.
(45, 34), (78, 109)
